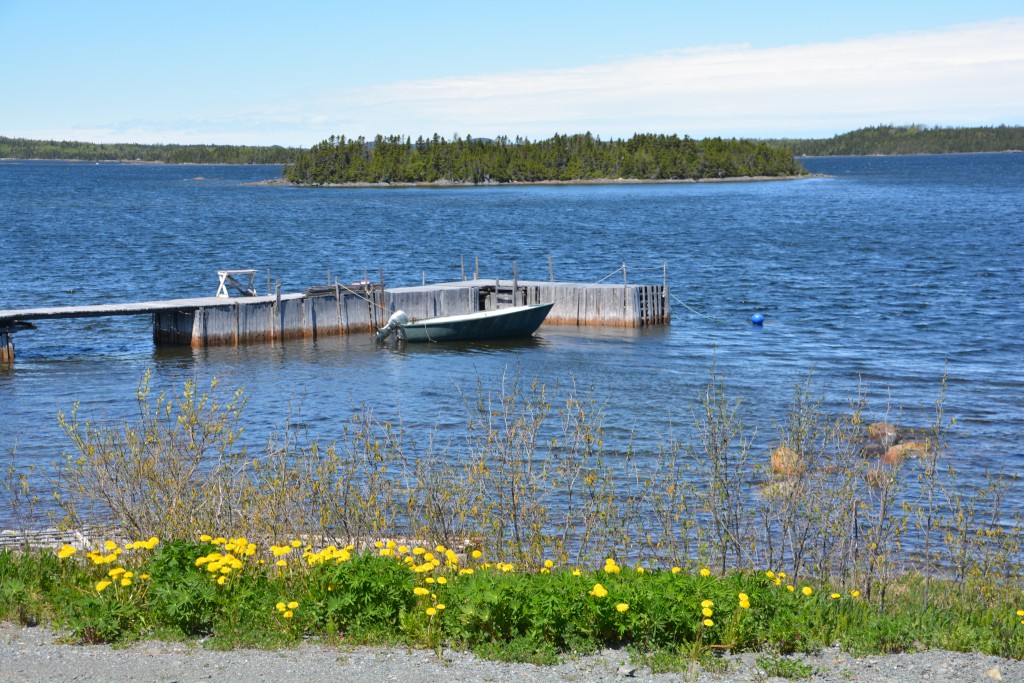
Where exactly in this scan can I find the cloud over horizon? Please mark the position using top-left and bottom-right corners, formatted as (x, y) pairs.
(36, 17), (1024, 146)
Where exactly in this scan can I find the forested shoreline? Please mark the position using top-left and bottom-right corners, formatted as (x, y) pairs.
(2, 125), (1021, 175)
(283, 133), (805, 184)
(768, 124), (1024, 156)
(0, 137), (300, 164)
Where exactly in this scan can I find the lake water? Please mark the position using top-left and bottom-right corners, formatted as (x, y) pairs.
(1, 155), (1022, 524)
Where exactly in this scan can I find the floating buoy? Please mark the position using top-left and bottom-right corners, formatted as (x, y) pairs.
(751, 312), (764, 326)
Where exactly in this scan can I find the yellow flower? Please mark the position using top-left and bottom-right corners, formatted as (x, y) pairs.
(702, 607), (714, 617)
(425, 607), (437, 617)
(699, 568), (711, 577)
(671, 567), (681, 574)
(830, 593), (841, 600)
(108, 567), (125, 578)
(413, 547), (426, 556)
(216, 576), (227, 585)
(544, 559), (554, 569)
(701, 599), (714, 608)
(425, 577), (435, 584)
(589, 583), (609, 598)
(738, 593), (749, 602)
(139, 574), (150, 580)
(460, 568), (475, 576)
(200, 534), (212, 542)
(386, 540), (397, 549)
(540, 568), (550, 574)
(1017, 609), (1024, 617)
(374, 541), (384, 549)
(414, 587), (430, 596)
(787, 585), (795, 592)
(276, 559), (287, 567)
(276, 601), (286, 611)
(287, 601), (298, 609)
(104, 540), (118, 551)
(399, 545), (409, 554)
(635, 566), (645, 574)
(802, 586), (813, 596)
(437, 577), (448, 585)
(435, 545), (446, 553)
(778, 571), (787, 579)
(120, 578), (132, 587)
(850, 590), (861, 598)
(290, 539), (302, 548)
(436, 603), (446, 610)
(57, 544), (77, 558)
(95, 580), (112, 592)
(765, 570), (775, 579)
(739, 599), (751, 610)
(703, 618), (714, 628)
(471, 550), (482, 559)
(572, 569), (582, 577)
(283, 610), (293, 619)
(616, 603), (629, 613)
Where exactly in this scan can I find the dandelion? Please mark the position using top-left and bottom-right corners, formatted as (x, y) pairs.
(544, 559), (554, 569)
(787, 585), (795, 592)
(738, 593), (751, 609)
(287, 601), (298, 609)
(104, 540), (118, 551)
(703, 618), (714, 628)
(57, 544), (77, 559)
(850, 590), (861, 598)
(276, 559), (287, 567)
(802, 586), (813, 597)
(471, 550), (482, 559)
(765, 570), (775, 579)
(435, 545), (446, 553)
(216, 576), (227, 585)
(283, 610), (294, 619)
(436, 603), (446, 610)
(374, 541), (384, 549)
(616, 603), (629, 613)
(425, 607), (437, 617)
(120, 577), (132, 587)
(699, 567), (711, 577)
(635, 566), (645, 574)
(276, 601), (286, 611)
(831, 593), (841, 600)
(1017, 609), (1024, 617)
(436, 577), (448, 585)
(572, 569), (582, 577)
(414, 587), (430, 596)
(95, 580), (112, 592)
(459, 568), (475, 576)
(701, 599), (714, 608)
(413, 547), (426, 556)
(702, 607), (713, 617)
(290, 539), (302, 548)
(671, 567), (681, 574)
(589, 583), (609, 598)
(200, 534), (213, 542)
(399, 545), (409, 554)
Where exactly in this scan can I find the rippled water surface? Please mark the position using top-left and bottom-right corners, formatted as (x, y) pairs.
(1, 156), (1022, 521)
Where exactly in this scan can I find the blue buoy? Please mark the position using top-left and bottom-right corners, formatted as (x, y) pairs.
(751, 312), (764, 326)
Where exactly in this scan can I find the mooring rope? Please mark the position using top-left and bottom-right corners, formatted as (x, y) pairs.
(671, 293), (726, 324)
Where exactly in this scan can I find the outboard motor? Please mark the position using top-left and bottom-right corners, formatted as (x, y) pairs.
(375, 310), (409, 342)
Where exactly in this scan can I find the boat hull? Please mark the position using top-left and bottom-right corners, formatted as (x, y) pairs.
(400, 303), (554, 343)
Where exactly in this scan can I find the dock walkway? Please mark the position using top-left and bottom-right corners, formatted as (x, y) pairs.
(0, 278), (669, 361)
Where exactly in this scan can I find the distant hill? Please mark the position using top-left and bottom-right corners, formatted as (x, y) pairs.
(0, 136), (302, 164)
(764, 125), (1024, 156)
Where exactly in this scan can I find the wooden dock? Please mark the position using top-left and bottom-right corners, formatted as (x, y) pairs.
(0, 278), (669, 361)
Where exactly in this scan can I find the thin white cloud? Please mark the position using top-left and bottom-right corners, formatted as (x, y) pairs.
(22, 17), (1024, 145)
(302, 17), (1024, 141)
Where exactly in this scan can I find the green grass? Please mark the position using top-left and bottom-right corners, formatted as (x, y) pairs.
(2, 538), (1024, 667)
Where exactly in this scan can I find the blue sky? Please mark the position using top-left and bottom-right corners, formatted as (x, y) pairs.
(1, 1), (1022, 146)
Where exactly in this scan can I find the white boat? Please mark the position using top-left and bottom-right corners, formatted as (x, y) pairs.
(376, 303), (554, 343)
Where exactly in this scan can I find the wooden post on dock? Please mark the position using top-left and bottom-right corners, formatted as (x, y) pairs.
(513, 261), (519, 307)
(0, 330), (13, 363)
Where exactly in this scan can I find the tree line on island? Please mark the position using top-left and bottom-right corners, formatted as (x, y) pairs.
(2, 125), (1021, 180)
(283, 133), (805, 184)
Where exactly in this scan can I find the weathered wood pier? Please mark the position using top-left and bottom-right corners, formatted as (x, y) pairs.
(0, 277), (669, 361)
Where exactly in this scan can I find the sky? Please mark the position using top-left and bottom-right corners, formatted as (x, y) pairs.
(1, 0), (1022, 147)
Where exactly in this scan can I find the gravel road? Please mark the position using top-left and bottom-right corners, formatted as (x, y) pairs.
(1, 622), (1019, 682)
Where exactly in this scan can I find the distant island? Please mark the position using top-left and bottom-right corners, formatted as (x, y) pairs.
(282, 133), (805, 185)
(764, 124), (1024, 157)
(1, 125), (1021, 182)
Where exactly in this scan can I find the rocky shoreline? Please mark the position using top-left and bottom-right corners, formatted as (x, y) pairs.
(248, 174), (822, 188)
